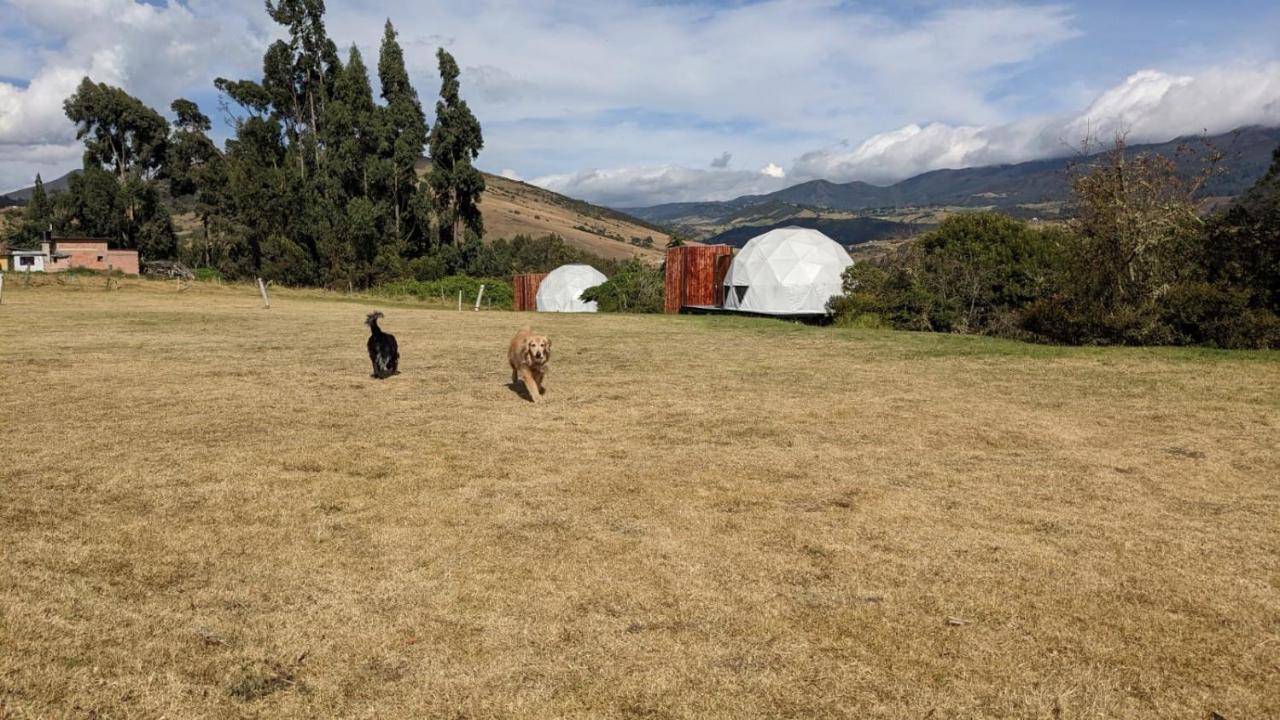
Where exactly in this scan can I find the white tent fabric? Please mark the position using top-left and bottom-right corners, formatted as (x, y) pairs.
(536, 264), (607, 312)
(722, 228), (853, 315)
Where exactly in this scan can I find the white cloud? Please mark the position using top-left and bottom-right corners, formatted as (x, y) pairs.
(499, 168), (522, 181)
(533, 165), (790, 208)
(552, 63), (1280, 206)
(794, 64), (1280, 185)
(0, 0), (267, 190)
(709, 152), (731, 169)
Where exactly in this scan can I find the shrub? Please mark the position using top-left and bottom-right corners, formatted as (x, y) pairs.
(579, 260), (663, 312)
(375, 275), (513, 309)
(830, 214), (1065, 336)
(194, 267), (223, 282)
(260, 234), (314, 286)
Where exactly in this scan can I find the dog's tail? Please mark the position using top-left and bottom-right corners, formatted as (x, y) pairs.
(365, 310), (384, 327)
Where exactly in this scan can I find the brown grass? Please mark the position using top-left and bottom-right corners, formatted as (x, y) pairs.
(1, 278), (1277, 718)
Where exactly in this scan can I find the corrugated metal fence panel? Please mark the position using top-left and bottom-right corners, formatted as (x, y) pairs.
(512, 273), (547, 311)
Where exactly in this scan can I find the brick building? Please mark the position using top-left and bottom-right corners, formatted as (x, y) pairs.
(2, 235), (139, 275)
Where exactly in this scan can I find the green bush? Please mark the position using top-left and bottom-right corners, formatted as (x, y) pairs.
(194, 267), (223, 282)
(375, 274), (513, 309)
(260, 234), (314, 286)
(831, 214), (1065, 337)
(579, 260), (663, 312)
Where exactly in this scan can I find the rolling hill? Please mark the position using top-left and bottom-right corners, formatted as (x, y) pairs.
(627, 125), (1280, 239)
(3, 170), (76, 202)
(3, 168), (674, 263)
(475, 172), (671, 262)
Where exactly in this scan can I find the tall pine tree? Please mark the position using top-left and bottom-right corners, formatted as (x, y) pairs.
(325, 46), (379, 199)
(166, 99), (226, 268)
(427, 48), (485, 247)
(378, 20), (429, 252)
(16, 173), (52, 247)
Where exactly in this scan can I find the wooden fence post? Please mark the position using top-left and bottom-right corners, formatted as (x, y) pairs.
(257, 277), (271, 309)
(0, 273), (5, 305)
(474, 284), (485, 311)
(457, 290), (462, 311)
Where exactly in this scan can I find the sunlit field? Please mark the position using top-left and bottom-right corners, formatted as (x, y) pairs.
(1, 277), (1276, 718)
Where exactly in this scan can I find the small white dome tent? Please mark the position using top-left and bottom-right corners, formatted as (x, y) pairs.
(535, 264), (607, 312)
(722, 228), (853, 315)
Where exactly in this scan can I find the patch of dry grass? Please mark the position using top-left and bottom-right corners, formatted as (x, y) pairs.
(1, 278), (1277, 718)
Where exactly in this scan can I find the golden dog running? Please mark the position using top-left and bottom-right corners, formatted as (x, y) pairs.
(508, 327), (551, 402)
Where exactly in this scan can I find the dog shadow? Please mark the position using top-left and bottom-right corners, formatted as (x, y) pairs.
(505, 381), (545, 403)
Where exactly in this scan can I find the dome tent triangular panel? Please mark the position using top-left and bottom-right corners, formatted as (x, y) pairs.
(535, 264), (607, 312)
(722, 228), (853, 315)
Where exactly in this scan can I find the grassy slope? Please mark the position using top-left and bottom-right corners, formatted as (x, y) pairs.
(478, 174), (671, 263)
(1, 279), (1277, 718)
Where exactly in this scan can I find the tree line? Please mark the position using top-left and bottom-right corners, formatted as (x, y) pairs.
(830, 137), (1280, 348)
(11, 0), (498, 289)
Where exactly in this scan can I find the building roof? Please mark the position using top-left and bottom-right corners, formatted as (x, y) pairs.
(51, 236), (111, 245)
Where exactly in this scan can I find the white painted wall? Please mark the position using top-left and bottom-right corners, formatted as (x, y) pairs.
(11, 254), (45, 272)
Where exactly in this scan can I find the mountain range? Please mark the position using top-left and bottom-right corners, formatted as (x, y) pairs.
(625, 126), (1280, 243)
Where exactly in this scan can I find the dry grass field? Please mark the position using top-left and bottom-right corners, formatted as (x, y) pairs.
(1, 277), (1277, 719)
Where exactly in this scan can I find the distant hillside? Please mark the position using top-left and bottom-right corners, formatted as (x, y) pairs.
(3, 170), (76, 202)
(5, 167), (673, 264)
(477, 172), (671, 262)
(707, 217), (915, 248)
(627, 126), (1280, 235)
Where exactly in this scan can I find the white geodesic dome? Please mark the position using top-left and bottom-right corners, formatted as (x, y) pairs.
(722, 228), (854, 315)
(535, 264), (607, 312)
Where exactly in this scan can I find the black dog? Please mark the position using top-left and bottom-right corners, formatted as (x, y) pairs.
(365, 311), (399, 379)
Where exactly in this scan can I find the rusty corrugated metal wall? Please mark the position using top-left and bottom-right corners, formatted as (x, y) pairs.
(512, 273), (548, 311)
(664, 245), (734, 313)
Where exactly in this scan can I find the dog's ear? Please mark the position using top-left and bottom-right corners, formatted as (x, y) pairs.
(544, 337), (551, 351)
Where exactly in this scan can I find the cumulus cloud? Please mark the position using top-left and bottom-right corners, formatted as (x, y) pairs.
(0, 0), (267, 190)
(533, 165), (790, 208)
(499, 168), (523, 181)
(547, 64), (1280, 206)
(709, 152), (731, 169)
(794, 65), (1280, 185)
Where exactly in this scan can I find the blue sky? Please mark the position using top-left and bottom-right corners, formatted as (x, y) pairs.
(2, 0), (1278, 206)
